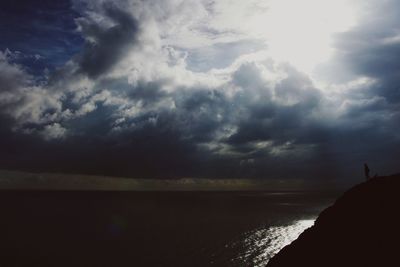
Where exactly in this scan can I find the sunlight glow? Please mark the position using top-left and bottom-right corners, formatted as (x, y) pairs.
(248, 0), (357, 73)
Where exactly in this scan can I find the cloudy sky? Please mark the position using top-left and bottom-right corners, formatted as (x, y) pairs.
(1, 0), (399, 182)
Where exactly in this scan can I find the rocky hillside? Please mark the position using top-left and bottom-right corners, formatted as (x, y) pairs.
(267, 174), (400, 266)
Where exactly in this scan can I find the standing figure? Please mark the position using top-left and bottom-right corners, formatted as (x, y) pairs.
(364, 163), (370, 180)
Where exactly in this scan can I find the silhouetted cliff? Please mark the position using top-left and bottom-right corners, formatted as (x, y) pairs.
(267, 174), (400, 266)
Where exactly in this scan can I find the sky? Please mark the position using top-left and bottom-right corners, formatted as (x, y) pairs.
(0, 0), (399, 182)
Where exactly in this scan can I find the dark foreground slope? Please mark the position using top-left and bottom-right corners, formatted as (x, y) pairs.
(267, 174), (400, 267)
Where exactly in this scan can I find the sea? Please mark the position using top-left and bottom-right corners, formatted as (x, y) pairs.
(0, 191), (337, 266)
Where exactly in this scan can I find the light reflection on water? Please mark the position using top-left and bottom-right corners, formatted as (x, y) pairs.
(228, 219), (315, 266)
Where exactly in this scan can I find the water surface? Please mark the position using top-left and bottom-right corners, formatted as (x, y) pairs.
(0, 191), (336, 266)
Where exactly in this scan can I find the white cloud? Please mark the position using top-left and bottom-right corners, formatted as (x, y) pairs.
(0, 0), (398, 160)
(40, 123), (68, 140)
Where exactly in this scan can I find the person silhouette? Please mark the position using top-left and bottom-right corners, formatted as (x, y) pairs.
(364, 163), (370, 180)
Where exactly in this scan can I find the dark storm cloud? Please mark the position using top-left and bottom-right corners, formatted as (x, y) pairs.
(76, 4), (139, 78)
(1, 0), (400, 182)
(127, 81), (168, 106)
(175, 89), (232, 143)
(332, 0), (400, 102)
(0, 115), (195, 179)
(0, 90), (229, 179)
(313, 0), (400, 176)
(227, 64), (322, 146)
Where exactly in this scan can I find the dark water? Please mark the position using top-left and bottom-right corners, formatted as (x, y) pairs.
(0, 191), (337, 266)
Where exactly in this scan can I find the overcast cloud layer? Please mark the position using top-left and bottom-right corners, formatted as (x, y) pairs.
(0, 0), (399, 182)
